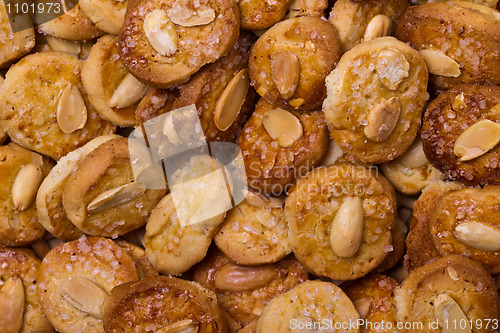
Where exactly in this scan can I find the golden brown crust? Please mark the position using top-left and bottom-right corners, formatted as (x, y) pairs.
(135, 87), (179, 125)
(238, 0), (293, 30)
(114, 239), (159, 278)
(374, 217), (406, 273)
(78, 0), (127, 35)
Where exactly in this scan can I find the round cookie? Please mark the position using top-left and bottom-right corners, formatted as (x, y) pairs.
(380, 138), (446, 195)
(329, 0), (409, 52)
(429, 186), (500, 273)
(285, 0), (329, 19)
(0, 143), (54, 246)
(79, 0), (127, 35)
(238, 0), (293, 31)
(0, 52), (116, 160)
(395, 255), (499, 333)
(285, 163), (397, 280)
(193, 249), (309, 327)
(256, 280), (360, 333)
(119, 0), (240, 88)
(62, 136), (167, 238)
(102, 276), (227, 333)
(82, 34), (147, 127)
(214, 192), (290, 265)
(374, 217), (407, 274)
(323, 36), (428, 164)
(395, 2), (500, 89)
(37, 236), (139, 333)
(238, 98), (329, 195)
(0, 247), (53, 333)
(249, 16), (342, 111)
(421, 85), (500, 186)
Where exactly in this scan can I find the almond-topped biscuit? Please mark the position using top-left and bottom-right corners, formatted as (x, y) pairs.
(249, 16), (342, 111)
(119, 0), (240, 88)
(0, 52), (116, 160)
(79, 0), (128, 35)
(102, 276), (227, 333)
(0, 143), (54, 246)
(0, 247), (54, 333)
(238, 0), (293, 31)
(323, 36), (428, 164)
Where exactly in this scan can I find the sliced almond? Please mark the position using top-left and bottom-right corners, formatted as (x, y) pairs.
(57, 83), (88, 134)
(376, 48), (410, 90)
(271, 50), (300, 100)
(155, 319), (199, 333)
(364, 97), (401, 142)
(262, 108), (303, 147)
(144, 10), (178, 57)
(59, 276), (108, 319)
(167, 3), (215, 27)
(87, 182), (146, 214)
(214, 69), (249, 131)
(163, 113), (181, 145)
(0, 277), (25, 333)
(452, 92), (466, 110)
(46, 36), (81, 55)
(397, 138), (429, 169)
(109, 73), (149, 109)
(434, 294), (471, 333)
(245, 191), (284, 209)
(329, 196), (364, 258)
(418, 49), (461, 78)
(454, 119), (500, 161)
(363, 14), (392, 42)
(353, 297), (372, 319)
(447, 267), (460, 281)
(12, 163), (43, 211)
(214, 263), (278, 293)
(454, 221), (500, 251)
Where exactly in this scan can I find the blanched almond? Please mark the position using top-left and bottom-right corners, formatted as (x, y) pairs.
(155, 319), (199, 333)
(214, 263), (278, 292)
(214, 69), (249, 131)
(376, 48), (409, 90)
(57, 83), (88, 134)
(454, 222), (500, 251)
(329, 196), (364, 258)
(454, 119), (500, 161)
(87, 182), (146, 213)
(434, 294), (471, 333)
(46, 36), (81, 55)
(397, 138), (428, 169)
(271, 50), (300, 100)
(59, 276), (108, 319)
(418, 49), (461, 77)
(0, 277), (25, 333)
(363, 15), (392, 42)
(109, 73), (149, 109)
(167, 3), (215, 27)
(364, 97), (401, 142)
(12, 163), (43, 211)
(144, 10), (178, 57)
(262, 108), (303, 147)
(353, 297), (372, 319)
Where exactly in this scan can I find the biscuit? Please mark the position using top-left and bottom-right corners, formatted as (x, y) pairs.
(0, 247), (53, 333)
(114, 239), (159, 279)
(0, 52), (116, 160)
(79, 0), (127, 35)
(421, 85), (500, 186)
(323, 36), (428, 164)
(135, 87), (179, 125)
(285, 0), (328, 18)
(119, 0), (240, 88)
(285, 163), (397, 280)
(45, 36), (95, 60)
(37, 236), (139, 333)
(102, 276), (227, 333)
(395, 2), (500, 89)
(238, 98), (329, 195)
(238, 0), (292, 30)
(374, 217), (406, 274)
(0, 143), (54, 246)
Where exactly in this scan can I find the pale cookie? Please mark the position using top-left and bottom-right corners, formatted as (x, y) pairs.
(79, 0), (127, 35)
(0, 52), (116, 160)
(37, 236), (139, 333)
(285, 163), (397, 280)
(0, 143), (54, 246)
(323, 36), (428, 164)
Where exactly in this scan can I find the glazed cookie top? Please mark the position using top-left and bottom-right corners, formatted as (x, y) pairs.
(323, 36), (428, 164)
(102, 276), (227, 333)
(0, 52), (116, 160)
(422, 85), (500, 186)
(249, 16), (342, 111)
(119, 0), (240, 88)
(285, 163), (397, 280)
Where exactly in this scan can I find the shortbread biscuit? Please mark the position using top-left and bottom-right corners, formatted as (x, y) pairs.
(249, 16), (341, 111)
(238, 0), (292, 30)
(79, 0), (127, 35)
(323, 36), (428, 164)
(0, 52), (116, 160)
(285, 163), (397, 280)
(0, 143), (54, 246)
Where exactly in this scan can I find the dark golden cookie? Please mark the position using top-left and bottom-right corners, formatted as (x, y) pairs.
(237, 98), (329, 195)
(0, 247), (53, 333)
(135, 87), (179, 125)
(395, 2), (500, 89)
(422, 85), (500, 186)
(193, 248), (308, 327)
(0, 143), (54, 246)
(395, 255), (499, 333)
(285, 163), (397, 280)
(285, 0), (328, 18)
(238, 0), (292, 30)
(342, 274), (399, 332)
(119, 0), (240, 88)
(249, 16), (341, 111)
(102, 276), (227, 333)
(374, 217), (406, 274)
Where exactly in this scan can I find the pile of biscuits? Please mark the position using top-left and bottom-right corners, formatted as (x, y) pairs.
(1, 0), (500, 332)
